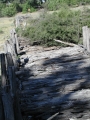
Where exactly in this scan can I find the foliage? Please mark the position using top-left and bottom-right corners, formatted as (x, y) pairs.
(16, 7), (90, 47)
(45, 0), (90, 10)
(17, 8), (82, 46)
(22, 1), (36, 13)
(0, 0), (40, 17)
(0, 2), (5, 17)
(12, 2), (22, 12)
(1, 4), (17, 17)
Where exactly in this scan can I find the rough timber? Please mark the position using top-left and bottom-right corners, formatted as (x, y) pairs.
(17, 38), (90, 120)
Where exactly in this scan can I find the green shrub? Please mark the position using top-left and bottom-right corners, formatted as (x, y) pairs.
(0, 2), (5, 17)
(1, 4), (17, 17)
(17, 9), (82, 46)
(45, 0), (90, 10)
(12, 2), (22, 12)
(17, 6), (90, 47)
(22, 1), (36, 13)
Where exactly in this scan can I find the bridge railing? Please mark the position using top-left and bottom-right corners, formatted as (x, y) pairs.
(0, 29), (22, 120)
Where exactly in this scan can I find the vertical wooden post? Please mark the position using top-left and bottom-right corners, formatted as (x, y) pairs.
(82, 26), (88, 48)
(86, 28), (90, 52)
(15, 17), (20, 28)
(82, 26), (90, 52)
(15, 33), (19, 54)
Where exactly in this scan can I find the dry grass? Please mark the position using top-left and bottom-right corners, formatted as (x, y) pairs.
(0, 17), (14, 50)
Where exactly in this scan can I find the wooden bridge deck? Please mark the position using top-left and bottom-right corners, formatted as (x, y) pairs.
(17, 44), (90, 120)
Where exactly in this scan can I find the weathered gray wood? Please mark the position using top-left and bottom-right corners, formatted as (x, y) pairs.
(86, 27), (90, 52)
(7, 67), (16, 97)
(10, 66), (22, 120)
(1, 53), (15, 120)
(15, 70), (25, 75)
(82, 26), (88, 48)
(82, 26), (90, 52)
(1, 54), (7, 89)
(0, 95), (4, 120)
(14, 92), (23, 120)
(54, 39), (77, 47)
(6, 52), (14, 67)
(4, 43), (8, 53)
(2, 92), (15, 120)
(15, 17), (20, 28)
(47, 112), (59, 120)
(15, 34), (19, 53)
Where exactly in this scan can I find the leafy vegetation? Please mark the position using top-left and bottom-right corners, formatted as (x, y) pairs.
(1, 4), (17, 17)
(0, 0), (90, 17)
(0, 0), (41, 17)
(16, 7), (90, 47)
(45, 0), (90, 10)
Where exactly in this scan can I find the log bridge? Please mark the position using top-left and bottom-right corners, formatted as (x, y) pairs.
(1, 26), (90, 120)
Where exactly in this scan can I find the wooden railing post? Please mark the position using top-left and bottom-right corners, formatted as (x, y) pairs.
(82, 26), (90, 52)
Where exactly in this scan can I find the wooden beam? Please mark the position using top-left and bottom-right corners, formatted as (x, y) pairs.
(54, 39), (78, 47)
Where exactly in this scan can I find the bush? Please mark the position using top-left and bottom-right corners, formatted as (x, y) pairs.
(22, 1), (36, 13)
(12, 2), (22, 12)
(0, 2), (5, 17)
(1, 4), (17, 17)
(45, 0), (90, 10)
(17, 9), (82, 46)
(17, 6), (90, 47)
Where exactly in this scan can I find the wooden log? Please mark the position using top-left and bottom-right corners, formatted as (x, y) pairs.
(47, 112), (59, 120)
(54, 39), (78, 47)
(15, 70), (25, 75)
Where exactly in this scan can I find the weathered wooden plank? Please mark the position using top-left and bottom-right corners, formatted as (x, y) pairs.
(14, 94), (23, 120)
(82, 26), (90, 52)
(1, 53), (15, 120)
(8, 67), (16, 97)
(1, 54), (7, 89)
(54, 39), (77, 47)
(10, 67), (23, 120)
(6, 52), (14, 67)
(15, 34), (19, 54)
(0, 95), (4, 120)
(82, 26), (88, 48)
(2, 92), (15, 120)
